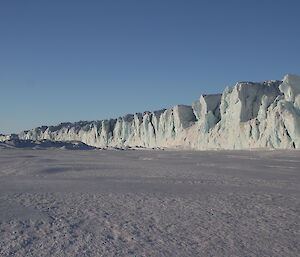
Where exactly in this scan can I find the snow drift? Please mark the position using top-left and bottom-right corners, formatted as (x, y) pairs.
(4, 74), (300, 149)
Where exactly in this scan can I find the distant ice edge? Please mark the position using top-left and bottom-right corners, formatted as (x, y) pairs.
(3, 74), (300, 150)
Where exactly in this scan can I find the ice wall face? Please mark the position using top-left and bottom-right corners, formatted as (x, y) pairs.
(19, 105), (196, 148)
(192, 94), (221, 133)
(16, 74), (300, 149)
(0, 134), (19, 142)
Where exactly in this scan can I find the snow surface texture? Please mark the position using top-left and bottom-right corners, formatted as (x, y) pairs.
(0, 149), (299, 256)
(7, 74), (300, 149)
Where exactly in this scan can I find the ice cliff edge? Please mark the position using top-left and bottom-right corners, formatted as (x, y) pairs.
(4, 74), (300, 149)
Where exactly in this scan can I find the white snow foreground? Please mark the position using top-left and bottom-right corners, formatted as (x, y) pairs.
(9, 74), (300, 149)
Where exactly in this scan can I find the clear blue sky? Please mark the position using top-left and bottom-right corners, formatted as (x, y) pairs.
(1, 0), (299, 134)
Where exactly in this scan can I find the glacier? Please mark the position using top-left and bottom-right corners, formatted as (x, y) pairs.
(3, 74), (300, 150)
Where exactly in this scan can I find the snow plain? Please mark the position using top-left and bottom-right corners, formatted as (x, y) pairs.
(0, 148), (299, 256)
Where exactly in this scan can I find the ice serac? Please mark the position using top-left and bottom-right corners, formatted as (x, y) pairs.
(192, 94), (221, 132)
(14, 74), (300, 149)
(279, 74), (300, 102)
(276, 74), (300, 148)
(0, 134), (19, 142)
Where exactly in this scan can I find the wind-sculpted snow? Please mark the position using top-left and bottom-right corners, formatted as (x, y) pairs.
(0, 149), (299, 256)
(8, 74), (300, 149)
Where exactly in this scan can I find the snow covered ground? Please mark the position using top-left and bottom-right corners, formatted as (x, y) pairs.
(0, 148), (299, 256)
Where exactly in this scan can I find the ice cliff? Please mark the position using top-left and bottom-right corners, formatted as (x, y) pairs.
(8, 74), (300, 149)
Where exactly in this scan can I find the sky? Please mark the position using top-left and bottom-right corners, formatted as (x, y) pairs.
(1, 0), (300, 134)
